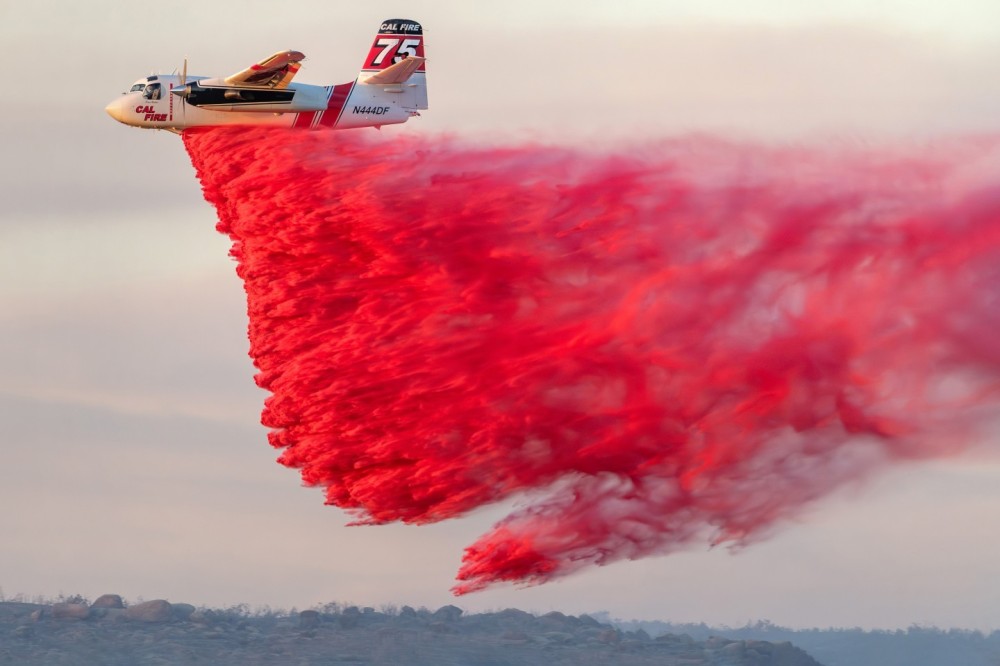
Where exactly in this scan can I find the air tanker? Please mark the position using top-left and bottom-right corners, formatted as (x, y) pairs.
(105, 19), (427, 133)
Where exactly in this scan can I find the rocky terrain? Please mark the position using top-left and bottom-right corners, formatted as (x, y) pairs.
(605, 618), (1000, 666)
(0, 594), (825, 666)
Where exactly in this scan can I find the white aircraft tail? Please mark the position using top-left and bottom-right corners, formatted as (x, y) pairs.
(358, 18), (428, 111)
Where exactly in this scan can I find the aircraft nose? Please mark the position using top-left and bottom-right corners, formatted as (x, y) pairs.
(105, 97), (126, 123)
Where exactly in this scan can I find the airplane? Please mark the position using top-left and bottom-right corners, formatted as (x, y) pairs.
(105, 18), (427, 133)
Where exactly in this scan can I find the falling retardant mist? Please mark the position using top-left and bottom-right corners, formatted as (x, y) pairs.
(183, 127), (1000, 593)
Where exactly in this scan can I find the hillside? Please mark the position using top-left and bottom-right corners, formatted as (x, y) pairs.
(598, 617), (1000, 666)
(0, 595), (824, 666)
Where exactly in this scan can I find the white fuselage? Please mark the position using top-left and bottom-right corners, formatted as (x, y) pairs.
(105, 73), (421, 131)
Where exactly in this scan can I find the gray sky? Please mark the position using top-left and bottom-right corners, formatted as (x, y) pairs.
(1, 0), (999, 630)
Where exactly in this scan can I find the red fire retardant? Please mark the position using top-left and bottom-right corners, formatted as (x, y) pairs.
(184, 128), (1000, 594)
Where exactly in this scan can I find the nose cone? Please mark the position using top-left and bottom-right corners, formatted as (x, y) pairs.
(105, 97), (126, 123)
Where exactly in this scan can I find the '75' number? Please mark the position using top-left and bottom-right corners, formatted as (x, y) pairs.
(372, 38), (421, 66)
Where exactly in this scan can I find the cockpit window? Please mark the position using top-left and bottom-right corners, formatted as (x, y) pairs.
(142, 83), (162, 100)
(129, 83), (145, 92)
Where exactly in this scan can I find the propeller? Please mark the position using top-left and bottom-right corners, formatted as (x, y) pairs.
(172, 57), (191, 98)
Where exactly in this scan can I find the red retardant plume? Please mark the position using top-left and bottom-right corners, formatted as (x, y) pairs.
(183, 128), (1000, 594)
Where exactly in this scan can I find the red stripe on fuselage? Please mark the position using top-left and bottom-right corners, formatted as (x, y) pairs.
(294, 111), (317, 129)
(318, 82), (356, 128)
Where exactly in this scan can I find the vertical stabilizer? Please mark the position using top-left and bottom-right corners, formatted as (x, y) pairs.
(359, 18), (427, 111)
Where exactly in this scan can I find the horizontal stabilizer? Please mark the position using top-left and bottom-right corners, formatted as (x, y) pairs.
(362, 57), (425, 85)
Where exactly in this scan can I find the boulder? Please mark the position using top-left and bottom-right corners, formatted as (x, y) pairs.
(495, 608), (533, 623)
(433, 604), (463, 622)
(769, 641), (825, 666)
(299, 610), (320, 629)
(597, 628), (621, 644)
(721, 641), (746, 658)
(103, 608), (128, 623)
(579, 628), (607, 643)
(542, 631), (574, 645)
(125, 599), (173, 623)
(91, 594), (124, 609)
(339, 606), (361, 628)
(172, 603), (196, 620)
(631, 628), (652, 642)
(541, 611), (570, 626)
(51, 603), (90, 620)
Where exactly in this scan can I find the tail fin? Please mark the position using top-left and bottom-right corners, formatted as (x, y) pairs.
(359, 18), (427, 111)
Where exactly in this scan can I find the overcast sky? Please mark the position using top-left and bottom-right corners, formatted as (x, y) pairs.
(1, 0), (998, 630)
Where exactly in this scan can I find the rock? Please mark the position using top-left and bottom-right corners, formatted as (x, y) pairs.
(496, 608), (533, 623)
(540, 611), (583, 632)
(125, 599), (173, 623)
(721, 641), (746, 657)
(433, 604), (463, 622)
(103, 608), (128, 623)
(91, 594), (124, 609)
(706, 635), (733, 649)
(769, 640), (825, 666)
(542, 631), (574, 644)
(299, 610), (320, 629)
(13, 625), (33, 638)
(597, 628), (621, 644)
(580, 628), (607, 643)
(189, 609), (214, 624)
(29, 610), (43, 622)
(339, 606), (361, 628)
(172, 603), (196, 620)
(51, 603), (90, 620)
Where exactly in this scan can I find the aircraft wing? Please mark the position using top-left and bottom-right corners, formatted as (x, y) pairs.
(224, 50), (306, 89)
